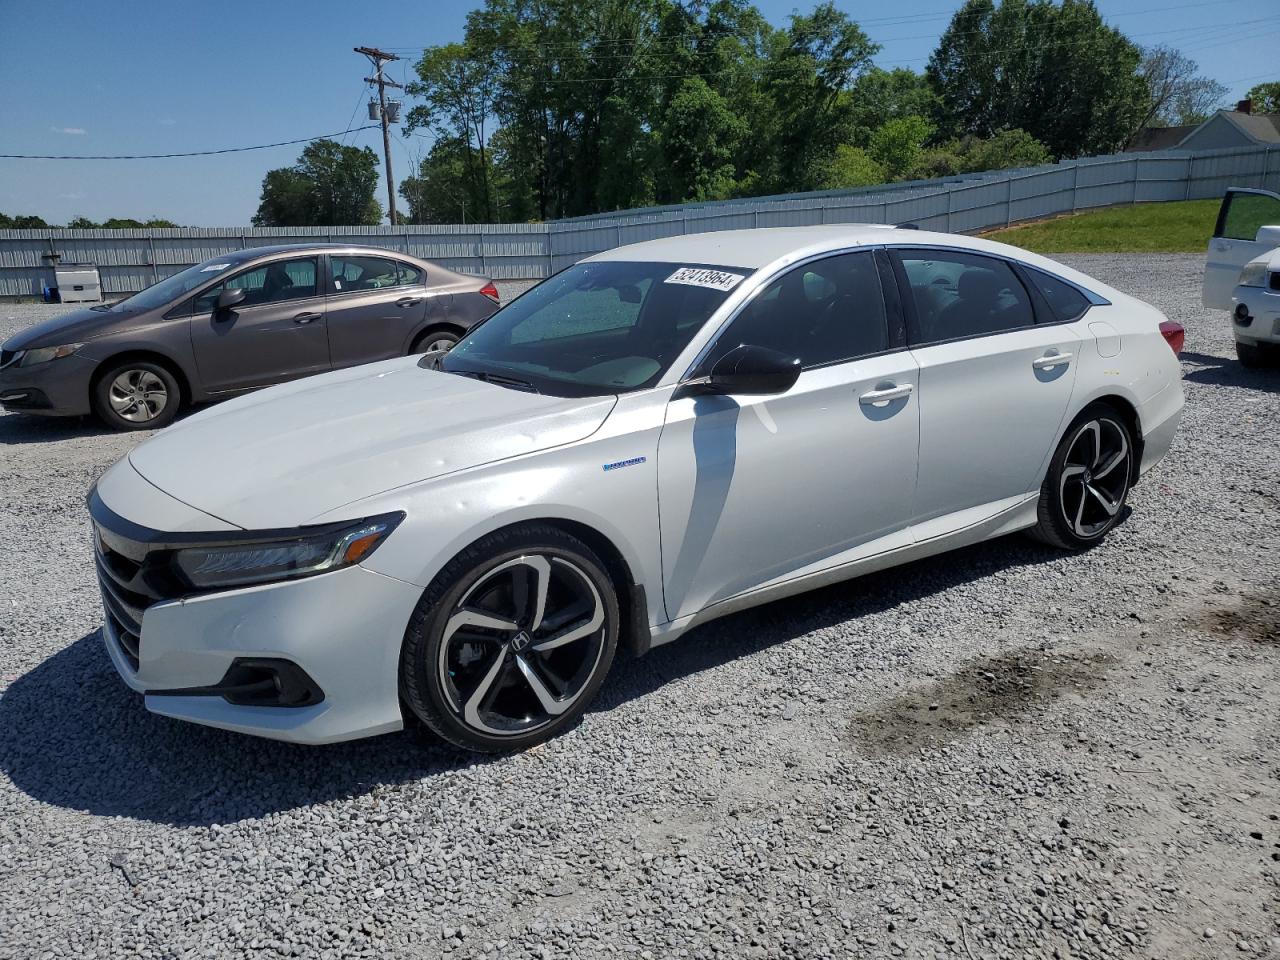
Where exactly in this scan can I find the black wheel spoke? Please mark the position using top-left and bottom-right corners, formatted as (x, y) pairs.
(1059, 417), (1131, 539)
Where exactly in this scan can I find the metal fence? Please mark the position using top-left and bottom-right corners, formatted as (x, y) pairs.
(2, 143), (1276, 297)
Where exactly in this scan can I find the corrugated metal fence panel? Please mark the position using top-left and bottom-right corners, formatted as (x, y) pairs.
(1, 144), (1276, 295)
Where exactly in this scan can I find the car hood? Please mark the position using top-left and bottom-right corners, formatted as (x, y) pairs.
(127, 357), (617, 529)
(2, 303), (145, 352)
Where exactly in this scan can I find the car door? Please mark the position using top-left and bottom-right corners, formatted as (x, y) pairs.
(1203, 188), (1280, 309)
(657, 249), (921, 621)
(189, 256), (330, 393)
(892, 247), (1081, 531)
(326, 254), (433, 368)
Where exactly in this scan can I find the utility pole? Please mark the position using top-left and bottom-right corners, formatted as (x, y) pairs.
(355, 46), (402, 226)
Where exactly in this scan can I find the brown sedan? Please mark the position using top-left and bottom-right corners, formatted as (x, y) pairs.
(0, 244), (501, 430)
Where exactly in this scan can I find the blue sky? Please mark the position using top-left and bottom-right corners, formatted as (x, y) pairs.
(0, 0), (1274, 226)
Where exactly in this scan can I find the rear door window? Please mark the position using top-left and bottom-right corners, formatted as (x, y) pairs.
(896, 250), (1034, 345)
(331, 255), (403, 293)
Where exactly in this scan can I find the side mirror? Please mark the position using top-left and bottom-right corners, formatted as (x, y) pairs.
(682, 344), (801, 397)
(215, 288), (247, 312)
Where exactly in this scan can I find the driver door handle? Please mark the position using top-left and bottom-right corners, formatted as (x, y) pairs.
(1032, 351), (1072, 370)
(859, 383), (913, 405)
(293, 312), (322, 324)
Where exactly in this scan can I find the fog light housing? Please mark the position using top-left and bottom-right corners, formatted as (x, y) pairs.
(1234, 303), (1253, 326)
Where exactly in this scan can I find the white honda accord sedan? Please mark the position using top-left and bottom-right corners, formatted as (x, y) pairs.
(89, 225), (1183, 751)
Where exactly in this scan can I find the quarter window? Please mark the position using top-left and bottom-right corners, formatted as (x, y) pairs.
(398, 261), (424, 285)
(194, 257), (318, 313)
(703, 251), (888, 370)
(898, 251), (1033, 345)
(1025, 267), (1091, 323)
(331, 255), (403, 293)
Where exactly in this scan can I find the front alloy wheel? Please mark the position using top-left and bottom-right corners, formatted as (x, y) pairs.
(401, 525), (619, 751)
(92, 359), (181, 431)
(1031, 405), (1134, 550)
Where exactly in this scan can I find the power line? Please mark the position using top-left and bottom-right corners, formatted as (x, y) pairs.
(0, 126), (379, 160)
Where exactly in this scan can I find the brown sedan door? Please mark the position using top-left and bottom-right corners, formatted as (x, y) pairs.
(189, 256), (331, 393)
(325, 254), (436, 368)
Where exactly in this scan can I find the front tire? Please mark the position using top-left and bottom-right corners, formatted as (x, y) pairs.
(91, 360), (181, 431)
(400, 524), (619, 752)
(410, 329), (460, 355)
(1029, 404), (1135, 550)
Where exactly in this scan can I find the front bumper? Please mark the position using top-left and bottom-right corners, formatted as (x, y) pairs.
(102, 562), (423, 744)
(1231, 287), (1280, 345)
(0, 354), (96, 416)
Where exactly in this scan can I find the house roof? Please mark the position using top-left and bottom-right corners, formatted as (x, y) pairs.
(1125, 125), (1197, 152)
(1180, 110), (1280, 146)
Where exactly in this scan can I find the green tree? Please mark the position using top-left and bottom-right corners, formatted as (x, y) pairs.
(657, 77), (746, 202)
(1246, 81), (1280, 114)
(0, 213), (48, 228)
(909, 128), (1052, 179)
(65, 216), (97, 228)
(252, 139), (381, 226)
(820, 145), (884, 188)
(927, 0), (1149, 157)
(405, 42), (502, 222)
(868, 115), (934, 180)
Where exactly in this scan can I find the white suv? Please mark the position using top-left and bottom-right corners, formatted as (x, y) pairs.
(1203, 187), (1280, 366)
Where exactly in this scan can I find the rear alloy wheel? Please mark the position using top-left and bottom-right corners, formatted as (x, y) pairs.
(92, 360), (180, 431)
(1030, 406), (1134, 550)
(411, 330), (459, 355)
(401, 525), (619, 752)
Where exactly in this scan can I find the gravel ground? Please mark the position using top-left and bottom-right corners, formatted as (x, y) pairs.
(1, 256), (1277, 960)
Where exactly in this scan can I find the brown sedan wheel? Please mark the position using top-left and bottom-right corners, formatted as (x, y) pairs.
(92, 360), (181, 431)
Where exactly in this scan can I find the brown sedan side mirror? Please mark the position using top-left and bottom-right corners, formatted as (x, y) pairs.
(215, 288), (247, 312)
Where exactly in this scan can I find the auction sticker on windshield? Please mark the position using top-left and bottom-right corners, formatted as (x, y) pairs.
(664, 267), (745, 291)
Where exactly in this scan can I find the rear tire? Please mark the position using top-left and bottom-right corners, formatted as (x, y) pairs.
(400, 524), (619, 753)
(1029, 404), (1134, 551)
(91, 359), (181, 431)
(410, 329), (460, 355)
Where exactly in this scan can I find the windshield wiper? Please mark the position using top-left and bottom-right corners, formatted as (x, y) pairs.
(447, 367), (540, 394)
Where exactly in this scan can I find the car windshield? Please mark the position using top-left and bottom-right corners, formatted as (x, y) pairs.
(441, 260), (750, 397)
(111, 257), (246, 312)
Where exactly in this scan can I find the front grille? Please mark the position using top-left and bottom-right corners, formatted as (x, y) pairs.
(93, 523), (180, 672)
(1270, 272), (1280, 292)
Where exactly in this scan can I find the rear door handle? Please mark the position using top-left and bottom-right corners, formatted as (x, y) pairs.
(396, 297), (423, 308)
(1032, 352), (1072, 370)
(859, 383), (914, 405)
(293, 312), (322, 324)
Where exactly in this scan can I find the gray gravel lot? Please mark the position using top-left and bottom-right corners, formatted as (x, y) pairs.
(1, 255), (1277, 960)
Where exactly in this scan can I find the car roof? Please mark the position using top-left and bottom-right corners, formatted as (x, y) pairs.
(228, 242), (417, 260)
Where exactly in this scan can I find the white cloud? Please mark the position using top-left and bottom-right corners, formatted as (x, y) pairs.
(159, 117), (177, 126)
(50, 126), (87, 135)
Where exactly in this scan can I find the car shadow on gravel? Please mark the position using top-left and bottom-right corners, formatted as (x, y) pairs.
(0, 412), (114, 445)
(592, 533), (1071, 717)
(0, 535), (1071, 827)
(1180, 351), (1280, 393)
(0, 632), (484, 826)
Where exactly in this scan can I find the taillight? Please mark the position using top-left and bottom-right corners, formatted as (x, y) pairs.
(479, 281), (500, 304)
(1158, 320), (1184, 355)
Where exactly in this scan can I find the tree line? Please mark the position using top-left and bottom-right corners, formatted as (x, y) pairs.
(0, 213), (179, 228)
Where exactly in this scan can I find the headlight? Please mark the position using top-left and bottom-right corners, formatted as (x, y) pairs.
(1238, 262), (1270, 288)
(18, 343), (83, 366)
(171, 512), (404, 590)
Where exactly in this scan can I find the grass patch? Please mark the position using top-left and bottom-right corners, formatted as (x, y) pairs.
(981, 199), (1219, 253)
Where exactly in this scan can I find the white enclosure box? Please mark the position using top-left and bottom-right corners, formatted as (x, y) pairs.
(54, 262), (103, 303)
